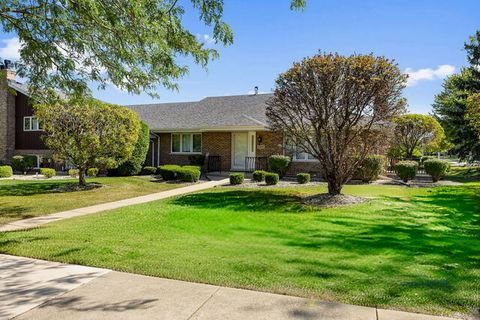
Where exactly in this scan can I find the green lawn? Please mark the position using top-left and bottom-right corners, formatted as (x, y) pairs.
(0, 183), (478, 317)
(0, 176), (184, 224)
(446, 166), (480, 182)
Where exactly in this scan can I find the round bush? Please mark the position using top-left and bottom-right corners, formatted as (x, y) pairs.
(252, 170), (267, 182)
(229, 172), (244, 185)
(268, 155), (291, 178)
(158, 165), (181, 181)
(357, 155), (385, 182)
(420, 156), (436, 164)
(177, 167), (201, 182)
(140, 166), (156, 175)
(394, 161), (418, 182)
(0, 165), (13, 178)
(296, 173), (311, 184)
(68, 169), (79, 177)
(87, 168), (99, 177)
(40, 168), (56, 178)
(265, 172), (279, 185)
(424, 159), (450, 182)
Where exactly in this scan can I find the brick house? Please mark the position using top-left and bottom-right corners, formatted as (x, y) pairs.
(0, 67), (323, 175)
(128, 94), (323, 175)
(0, 68), (52, 168)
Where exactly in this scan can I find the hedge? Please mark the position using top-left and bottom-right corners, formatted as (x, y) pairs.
(157, 165), (201, 182)
(87, 168), (99, 177)
(141, 166), (157, 175)
(68, 169), (79, 177)
(229, 172), (244, 185)
(268, 155), (290, 178)
(394, 161), (418, 182)
(296, 173), (310, 184)
(265, 172), (279, 185)
(0, 165), (13, 178)
(356, 155), (385, 182)
(40, 168), (56, 178)
(252, 170), (267, 182)
(424, 159), (450, 182)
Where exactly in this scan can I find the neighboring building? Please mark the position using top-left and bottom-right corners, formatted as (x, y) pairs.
(0, 66), (323, 175)
(0, 68), (51, 168)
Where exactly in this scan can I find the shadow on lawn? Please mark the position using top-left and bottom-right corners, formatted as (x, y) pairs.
(174, 186), (479, 313)
(0, 181), (76, 196)
(172, 190), (312, 213)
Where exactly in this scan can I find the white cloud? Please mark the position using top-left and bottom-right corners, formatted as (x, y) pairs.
(196, 33), (215, 44)
(405, 64), (456, 87)
(0, 37), (21, 60)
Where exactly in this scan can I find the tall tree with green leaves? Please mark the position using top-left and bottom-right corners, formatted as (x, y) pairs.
(391, 114), (446, 158)
(35, 98), (140, 185)
(0, 0), (305, 99)
(433, 31), (480, 161)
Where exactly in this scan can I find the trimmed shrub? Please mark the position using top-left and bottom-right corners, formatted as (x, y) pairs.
(420, 156), (436, 164)
(0, 165), (13, 178)
(141, 166), (157, 175)
(296, 173), (310, 184)
(11, 155), (37, 173)
(394, 161), (418, 182)
(40, 168), (56, 178)
(424, 159), (450, 182)
(116, 121), (150, 176)
(357, 155), (385, 182)
(177, 167), (201, 182)
(252, 170), (267, 182)
(268, 155), (291, 178)
(265, 172), (279, 185)
(183, 165), (202, 172)
(229, 172), (244, 185)
(158, 165), (180, 181)
(87, 168), (99, 177)
(158, 165), (201, 182)
(188, 154), (205, 167)
(68, 169), (79, 177)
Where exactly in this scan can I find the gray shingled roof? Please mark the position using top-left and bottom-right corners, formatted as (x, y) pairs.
(127, 93), (273, 131)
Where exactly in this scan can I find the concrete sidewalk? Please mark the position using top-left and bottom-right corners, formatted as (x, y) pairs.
(0, 254), (458, 320)
(0, 178), (229, 232)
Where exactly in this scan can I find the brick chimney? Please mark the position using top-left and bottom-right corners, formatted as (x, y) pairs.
(0, 69), (16, 164)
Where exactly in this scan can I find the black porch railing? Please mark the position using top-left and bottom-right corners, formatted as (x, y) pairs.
(207, 155), (222, 173)
(386, 157), (426, 174)
(245, 156), (268, 172)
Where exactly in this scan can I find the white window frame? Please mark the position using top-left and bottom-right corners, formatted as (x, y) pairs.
(23, 116), (42, 131)
(171, 133), (202, 154)
(284, 136), (318, 162)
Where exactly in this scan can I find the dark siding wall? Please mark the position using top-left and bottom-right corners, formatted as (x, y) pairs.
(15, 93), (47, 150)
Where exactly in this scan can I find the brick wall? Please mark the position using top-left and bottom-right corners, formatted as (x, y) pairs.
(156, 132), (233, 171)
(255, 131), (283, 157)
(0, 71), (16, 164)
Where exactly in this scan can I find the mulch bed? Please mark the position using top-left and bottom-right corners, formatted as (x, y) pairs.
(53, 182), (104, 193)
(302, 194), (367, 208)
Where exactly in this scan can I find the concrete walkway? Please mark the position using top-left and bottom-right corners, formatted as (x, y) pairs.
(0, 255), (458, 320)
(0, 178), (229, 232)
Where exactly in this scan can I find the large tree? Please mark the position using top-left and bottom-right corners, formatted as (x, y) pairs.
(0, 0), (304, 99)
(433, 31), (480, 161)
(266, 52), (406, 195)
(391, 114), (446, 158)
(35, 98), (140, 185)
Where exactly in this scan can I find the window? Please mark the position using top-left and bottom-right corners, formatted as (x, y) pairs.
(171, 133), (202, 153)
(23, 116), (41, 131)
(285, 136), (316, 161)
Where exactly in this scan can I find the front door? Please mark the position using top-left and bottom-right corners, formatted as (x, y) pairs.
(232, 132), (255, 171)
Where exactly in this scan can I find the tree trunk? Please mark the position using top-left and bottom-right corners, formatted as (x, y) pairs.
(79, 169), (86, 186)
(327, 179), (343, 195)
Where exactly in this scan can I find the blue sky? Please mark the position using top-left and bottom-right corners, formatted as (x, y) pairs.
(0, 0), (478, 114)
